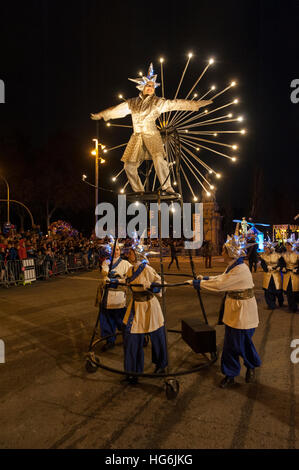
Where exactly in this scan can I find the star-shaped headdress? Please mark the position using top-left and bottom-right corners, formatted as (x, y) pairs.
(128, 63), (160, 91)
(224, 235), (255, 259)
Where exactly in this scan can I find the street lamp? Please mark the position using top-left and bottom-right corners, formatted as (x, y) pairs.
(91, 139), (105, 225)
(0, 175), (10, 224)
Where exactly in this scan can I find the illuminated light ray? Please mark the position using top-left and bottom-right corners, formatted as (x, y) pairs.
(178, 118), (243, 130)
(174, 53), (192, 100)
(181, 151), (215, 188)
(177, 113), (235, 130)
(185, 61), (212, 99)
(111, 168), (125, 181)
(198, 88), (215, 101)
(180, 140), (217, 174)
(180, 165), (196, 200)
(168, 60), (212, 126)
(170, 100), (237, 130)
(120, 180), (130, 193)
(160, 58), (165, 99)
(177, 134), (237, 150)
(209, 82), (237, 101)
(106, 142), (128, 152)
(170, 87), (215, 127)
(182, 141), (235, 160)
(106, 123), (133, 128)
(181, 152), (211, 192)
(164, 53), (193, 125)
(182, 130), (246, 135)
(180, 144), (217, 178)
(173, 100), (238, 129)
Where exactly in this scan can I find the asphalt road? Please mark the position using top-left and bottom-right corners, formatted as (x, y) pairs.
(0, 257), (298, 449)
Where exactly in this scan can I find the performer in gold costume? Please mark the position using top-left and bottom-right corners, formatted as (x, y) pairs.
(91, 63), (212, 193)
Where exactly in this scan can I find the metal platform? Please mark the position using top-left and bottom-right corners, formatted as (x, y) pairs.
(126, 190), (182, 202)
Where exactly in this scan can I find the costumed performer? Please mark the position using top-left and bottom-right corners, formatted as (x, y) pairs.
(95, 240), (131, 351)
(91, 63), (212, 194)
(280, 240), (299, 313)
(110, 241), (168, 383)
(259, 242), (284, 310)
(188, 235), (261, 388)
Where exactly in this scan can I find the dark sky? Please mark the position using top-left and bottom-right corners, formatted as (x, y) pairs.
(0, 0), (298, 229)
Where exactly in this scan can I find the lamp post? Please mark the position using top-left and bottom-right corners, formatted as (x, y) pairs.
(0, 175), (10, 224)
(92, 139), (99, 226)
(91, 138), (106, 226)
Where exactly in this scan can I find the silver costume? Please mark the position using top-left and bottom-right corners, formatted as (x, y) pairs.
(99, 94), (210, 192)
(281, 251), (299, 291)
(259, 252), (282, 290)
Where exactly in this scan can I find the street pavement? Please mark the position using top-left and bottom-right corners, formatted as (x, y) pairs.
(0, 256), (298, 449)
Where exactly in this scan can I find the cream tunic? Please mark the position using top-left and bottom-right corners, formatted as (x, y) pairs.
(200, 262), (259, 329)
(102, 258), (131, 309)
(260, 252), (283, 290)
(100, 95), (209, 163)
(281, 251), (299, 291)
(123, 262), (164, 334)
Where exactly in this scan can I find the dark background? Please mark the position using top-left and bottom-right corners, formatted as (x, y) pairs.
(0, 0), (298, 234)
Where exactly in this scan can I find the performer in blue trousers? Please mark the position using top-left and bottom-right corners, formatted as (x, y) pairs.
(95, 242), (131, 351)
(189, 235), (261, 388)
(110, 241), (168, 383)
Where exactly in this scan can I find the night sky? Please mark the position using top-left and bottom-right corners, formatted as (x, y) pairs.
(0, 0), (298, 232)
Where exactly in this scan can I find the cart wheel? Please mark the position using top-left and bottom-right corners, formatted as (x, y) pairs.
(210, 351), (217, 361)
(143, 334), (149, 348)
(85, 359), (98, 373)
(165, 378), (180, 400)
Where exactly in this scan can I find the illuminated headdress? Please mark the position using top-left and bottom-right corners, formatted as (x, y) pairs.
(130, 231), (158, 262)
(224, 235), (254, 259)
(286, 235), (296, 250)
(128, 63), (160, 91)
(100, 235), (123, 259)
(263, 240), (276, 251)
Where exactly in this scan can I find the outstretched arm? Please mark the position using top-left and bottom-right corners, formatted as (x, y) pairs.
(159, 98), (213, 114)
(91, 101), (131, 121)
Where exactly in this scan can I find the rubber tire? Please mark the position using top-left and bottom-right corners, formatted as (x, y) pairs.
(165, 379), (180, 400)
(210, 351), (217, 361)
(85, 360), (98, 374)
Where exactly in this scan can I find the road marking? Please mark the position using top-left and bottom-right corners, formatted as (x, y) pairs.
(68, 276), (99, 281)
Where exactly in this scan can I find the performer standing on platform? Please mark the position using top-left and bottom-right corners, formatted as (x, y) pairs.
(91, 63), (212, 194)
(110, 241), (168, 383)
(281, 241), (299, 313)
(259, 243), (284, 310)
(189, 236), (261, 388)
(95, 241), (131, 351)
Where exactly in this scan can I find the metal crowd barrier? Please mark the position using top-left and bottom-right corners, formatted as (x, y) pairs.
(0, 253), (100, 288)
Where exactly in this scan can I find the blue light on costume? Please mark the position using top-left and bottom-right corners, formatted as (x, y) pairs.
(257, 233), (264, 252)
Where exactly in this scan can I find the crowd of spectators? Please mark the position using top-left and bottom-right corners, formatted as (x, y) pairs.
(0, 224), (220, 287)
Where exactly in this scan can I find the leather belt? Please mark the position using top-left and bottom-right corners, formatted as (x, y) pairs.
(132, 291), (154, 302)
(227, 288), (255, 300)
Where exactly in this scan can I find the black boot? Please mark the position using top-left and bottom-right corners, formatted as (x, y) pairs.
(126, 375), (139, 384)
(219, 376), (235, 388)
(245, 368), (256, 383)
